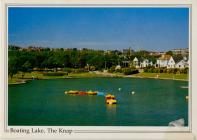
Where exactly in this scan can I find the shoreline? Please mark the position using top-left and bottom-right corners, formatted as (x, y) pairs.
(126, 75), (188, 82)
(8, 72), (188, 85)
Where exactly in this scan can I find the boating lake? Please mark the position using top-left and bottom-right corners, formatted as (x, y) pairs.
(8, 77), (188, 126)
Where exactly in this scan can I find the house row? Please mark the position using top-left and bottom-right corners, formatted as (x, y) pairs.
(133, 57), (153, 68)
(131, 54), (189, 69)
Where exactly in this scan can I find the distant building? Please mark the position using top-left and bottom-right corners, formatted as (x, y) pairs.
(171, 48), (189, 55)
(149, 51), (165, 56)
(122, 48), (134, 56)
(104, 50), (112, 55)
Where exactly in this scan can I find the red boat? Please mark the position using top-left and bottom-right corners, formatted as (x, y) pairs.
(78, 91), (87, 95)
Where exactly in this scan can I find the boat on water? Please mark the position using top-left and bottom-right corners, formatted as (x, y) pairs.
(65, 90), (79, 94)
(97, 92), (105, 96)
(106, 99), (117, 105)
(105, 94), (115, 100)
(65, 90), (98, 95)
(78, 91), (87, 95)
(65, 90), (117, 104)
(86, 90), (97, 95)
(105, 94), (117, 104)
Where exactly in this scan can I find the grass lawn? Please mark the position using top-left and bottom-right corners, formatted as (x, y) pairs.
(68, 72), (104, 77)
(132, 72), (188, 81)
(8, 72), (63, 84)
(8, 71), (188, 85)
(8, 71), (105, 84)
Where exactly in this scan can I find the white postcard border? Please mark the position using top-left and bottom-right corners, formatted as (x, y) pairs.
(1, 0), (197, 140)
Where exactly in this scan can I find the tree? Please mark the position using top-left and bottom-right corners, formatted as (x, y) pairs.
(166, 51), (173, 56)
(8, 57), (19, 79)
(20, 61), (32, 78)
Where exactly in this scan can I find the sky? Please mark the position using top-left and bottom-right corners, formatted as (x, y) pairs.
(8, 7), (189, 51)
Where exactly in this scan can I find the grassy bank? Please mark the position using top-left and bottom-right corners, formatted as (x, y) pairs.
(8, 71), (188, 85)
(8, 71), (106, 84)
(130, 73), (188, 81)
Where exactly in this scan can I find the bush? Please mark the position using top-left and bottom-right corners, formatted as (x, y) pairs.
(108, 66), (116, 73)
(143, 67), (189, 74)
(115, 69), (122, 73)
(43, 72), (66, 76)
(123, 68), (139, 75)
(181, 68), (189, 74)
(144, 67), (168, 73)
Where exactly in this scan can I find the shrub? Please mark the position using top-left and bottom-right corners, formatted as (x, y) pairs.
(123, 68), (139, 75)
(89, 66), (96, 71)
(108, 66), (116, 73)
(115, 69), (122, 73)
(182, 67), (189, 74)
(143, 67), (189, 74)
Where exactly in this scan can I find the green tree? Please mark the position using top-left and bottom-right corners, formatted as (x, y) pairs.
(21, 61), (32, 78)
(8, 57), (19, 79)
(166, 51), (173, 56)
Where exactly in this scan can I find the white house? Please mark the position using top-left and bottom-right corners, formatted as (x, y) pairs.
(167, 57), (176, 68)
(183, 57), (189, 68)
(174, 56), (189, 68)
(156, 54), (172, 67)
(157, 54), (189, 69)
(140, 59), (153, 68)
(175, 60), (187, 68)
(133, 57), (139, 68)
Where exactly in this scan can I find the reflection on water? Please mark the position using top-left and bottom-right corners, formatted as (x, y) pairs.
(106, 104), (116, 115)
(106, 105), (117, 124)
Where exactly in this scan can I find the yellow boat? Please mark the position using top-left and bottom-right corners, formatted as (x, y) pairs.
(105, 94), (115, 100)
(106, 99), (117, 105)
(87, 90), (97, 95)
(105, 94), (112, 99)
(65, 90), (79, 94)
(105, 94), (117, 104)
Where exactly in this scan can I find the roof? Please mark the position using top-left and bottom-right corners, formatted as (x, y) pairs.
(133, 57), (138, 62)
(173, 55), (184, 63)
(158, 54), (172, 60)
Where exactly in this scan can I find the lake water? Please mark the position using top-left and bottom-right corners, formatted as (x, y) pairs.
(8, 77), (188, 126)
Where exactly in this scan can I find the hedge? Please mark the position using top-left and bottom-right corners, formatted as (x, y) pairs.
(123, 68), (139, 75)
